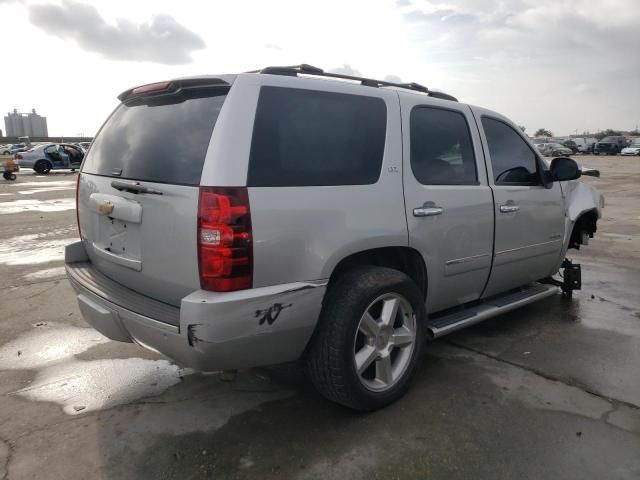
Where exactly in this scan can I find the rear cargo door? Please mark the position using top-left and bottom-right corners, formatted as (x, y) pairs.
(78, 82), (229, 306)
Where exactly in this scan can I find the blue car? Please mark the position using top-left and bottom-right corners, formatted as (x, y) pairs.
(16, 143), (85, 174)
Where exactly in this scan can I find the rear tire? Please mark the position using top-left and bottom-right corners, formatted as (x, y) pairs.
(305, 266), (425, 411)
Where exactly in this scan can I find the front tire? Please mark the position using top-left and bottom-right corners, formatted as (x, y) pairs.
(305, 266), (425, 411)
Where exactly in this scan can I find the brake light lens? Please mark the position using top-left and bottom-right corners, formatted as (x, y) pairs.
(198, 187), (252, 291)
(15, 154), (22, 160)
(132, 81), (172, 95)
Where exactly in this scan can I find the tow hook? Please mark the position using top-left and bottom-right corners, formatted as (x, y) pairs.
(561, 258), (581, 297)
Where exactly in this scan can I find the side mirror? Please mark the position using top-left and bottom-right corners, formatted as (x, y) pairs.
(550, 157), (581, 181)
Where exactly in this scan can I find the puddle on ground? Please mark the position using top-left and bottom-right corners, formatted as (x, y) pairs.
(0, 326), (110, 369)
(0, 198), (75, 215)
(14, 358), (187, 415)
(1, 325), (192, 415)
(23, 266), (67, 281)
(18, 187), (76, 195)
(8, 181), (75, 188)
(0, 233), (75, 266)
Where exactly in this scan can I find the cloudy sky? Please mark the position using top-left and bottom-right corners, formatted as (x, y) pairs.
(1, 0), (638, 137)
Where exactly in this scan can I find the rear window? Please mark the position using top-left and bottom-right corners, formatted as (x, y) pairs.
(248, 86), (387, 187)
(82, 88), (228, 185)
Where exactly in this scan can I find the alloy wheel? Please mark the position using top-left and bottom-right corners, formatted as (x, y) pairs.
(353, 293), (416, 392)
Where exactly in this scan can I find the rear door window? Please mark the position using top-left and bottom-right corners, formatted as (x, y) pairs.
(410, 107), (478, 185)
(248, 86), (387, 187)
(82, 89), (228, 185)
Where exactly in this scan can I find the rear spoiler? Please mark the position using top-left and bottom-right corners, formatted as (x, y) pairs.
(118, 78), (230, 103)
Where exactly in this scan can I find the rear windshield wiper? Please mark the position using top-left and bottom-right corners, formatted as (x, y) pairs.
(111, 180), (163, 195)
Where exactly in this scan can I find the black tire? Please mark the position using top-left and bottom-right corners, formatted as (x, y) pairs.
(2, 171), (11, 180)
(34, 160), (51, 174)
(305, 266), (426, 411)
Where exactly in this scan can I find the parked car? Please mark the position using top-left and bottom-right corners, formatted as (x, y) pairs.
(16, 143), (85, 173)
(65, 65), (602, 411)
(561, 139), (579, 154)
(594, 136), (628, 155)
(621, 142), (640, 156)
(570, 137), (598, 154)
(537, 142), (573, 157)
(2, 143), (28, 155)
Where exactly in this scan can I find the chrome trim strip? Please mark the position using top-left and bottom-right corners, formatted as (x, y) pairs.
(495, 239), (561, 256)
(445, 253), (491, 266)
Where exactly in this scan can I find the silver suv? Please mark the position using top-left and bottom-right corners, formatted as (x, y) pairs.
(65, 64), (603, 411)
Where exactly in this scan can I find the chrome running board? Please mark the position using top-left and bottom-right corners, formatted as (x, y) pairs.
(427, 283), (558, 338)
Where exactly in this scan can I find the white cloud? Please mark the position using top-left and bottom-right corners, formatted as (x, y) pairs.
(28, 0), (205, 64)
(0, 0), (638, 136)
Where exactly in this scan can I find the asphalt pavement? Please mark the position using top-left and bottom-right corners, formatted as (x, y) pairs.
(0, 158), (638, 480)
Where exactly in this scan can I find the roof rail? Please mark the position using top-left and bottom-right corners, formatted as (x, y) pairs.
(256, 64), (458, 102)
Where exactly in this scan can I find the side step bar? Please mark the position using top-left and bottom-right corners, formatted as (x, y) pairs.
(427, 283), (558, 338)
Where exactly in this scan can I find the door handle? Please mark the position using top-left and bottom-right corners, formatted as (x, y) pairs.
(500, 204), (520, 213)
(413, 202), (444, 217)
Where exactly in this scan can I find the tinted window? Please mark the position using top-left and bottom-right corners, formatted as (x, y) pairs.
(248, 87), (386, 187)
(482, 117), (539, 185)
(410, 107), (477, 185)
(82, 89), (228, 185)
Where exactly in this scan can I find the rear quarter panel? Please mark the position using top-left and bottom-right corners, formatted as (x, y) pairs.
(201, 74), (407, 287)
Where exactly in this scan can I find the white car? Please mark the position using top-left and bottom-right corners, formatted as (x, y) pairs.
(621, 143), (640, 156)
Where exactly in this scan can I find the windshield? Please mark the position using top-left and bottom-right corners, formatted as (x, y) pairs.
(601, 137), (618, 142)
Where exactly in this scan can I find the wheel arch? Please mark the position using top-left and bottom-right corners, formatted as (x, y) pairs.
(568, 208), (598, 249)
(327, 246), (427, 299)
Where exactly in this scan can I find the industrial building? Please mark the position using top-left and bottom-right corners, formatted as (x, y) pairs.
(4, 109), (48, 137)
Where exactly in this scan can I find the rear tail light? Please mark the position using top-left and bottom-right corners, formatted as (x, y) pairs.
(75, 173), (81, 239)
(15, 154), (23, 160)
(198, 187), (252, 292)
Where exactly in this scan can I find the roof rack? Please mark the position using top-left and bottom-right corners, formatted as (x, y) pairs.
(255, 64), (458, 102)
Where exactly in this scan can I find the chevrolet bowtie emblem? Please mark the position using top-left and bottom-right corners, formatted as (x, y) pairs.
(99, 201), (114, 216)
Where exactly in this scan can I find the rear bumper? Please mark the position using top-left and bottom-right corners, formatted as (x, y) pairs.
(65, 241), (326, 371)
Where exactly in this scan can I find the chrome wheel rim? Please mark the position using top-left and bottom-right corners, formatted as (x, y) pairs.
(353, 293), (416, 392)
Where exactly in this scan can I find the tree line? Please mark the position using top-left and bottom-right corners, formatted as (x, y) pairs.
(528, 128), (639, 139)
